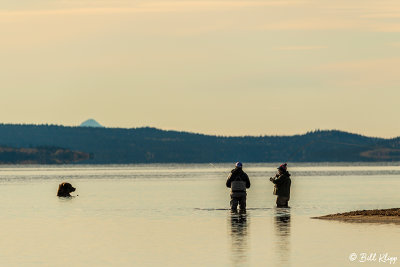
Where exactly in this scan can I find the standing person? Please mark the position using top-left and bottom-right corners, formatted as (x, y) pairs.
(226, 162), (251, 212)
(270, 163), (291, 208)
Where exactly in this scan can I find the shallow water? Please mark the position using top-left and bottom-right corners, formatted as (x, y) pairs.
(0, 163), (399, 266)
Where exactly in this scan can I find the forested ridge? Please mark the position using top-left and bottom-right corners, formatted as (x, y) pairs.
(0, 124), (399, 164)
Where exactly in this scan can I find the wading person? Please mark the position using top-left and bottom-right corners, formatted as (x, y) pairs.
(270, 163), (291, 208)
(226, 162), (251, 212)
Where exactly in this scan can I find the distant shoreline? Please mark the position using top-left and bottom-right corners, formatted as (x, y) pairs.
(313, 208), (400, 223)
(0, 146), (90, 164)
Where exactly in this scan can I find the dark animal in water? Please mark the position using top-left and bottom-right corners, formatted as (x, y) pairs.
(57, 182), (76, 197)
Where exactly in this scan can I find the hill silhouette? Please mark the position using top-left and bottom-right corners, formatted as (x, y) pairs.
(80, 119), (104, 128)
(0, 124), (398, 163)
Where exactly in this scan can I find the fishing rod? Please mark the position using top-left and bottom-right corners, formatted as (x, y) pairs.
(209, 163), (218, 169)
(209, 163), (229, 174)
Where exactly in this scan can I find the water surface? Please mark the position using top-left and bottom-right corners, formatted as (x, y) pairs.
(0, 163), (399, 266)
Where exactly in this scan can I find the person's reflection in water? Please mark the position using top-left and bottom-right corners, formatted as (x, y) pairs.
(274, 208), (291, 266)
(229, 211), (249, 267)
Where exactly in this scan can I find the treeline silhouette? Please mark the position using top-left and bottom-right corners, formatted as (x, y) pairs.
(0, 145), (90, 164)
(0, 124), (399, 164)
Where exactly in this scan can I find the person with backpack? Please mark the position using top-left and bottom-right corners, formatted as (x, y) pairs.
(226, 162), (251, 212)
(270, 163), (291, 207)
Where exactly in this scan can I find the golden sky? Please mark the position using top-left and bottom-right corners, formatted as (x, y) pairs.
(1, 0), (400, 137)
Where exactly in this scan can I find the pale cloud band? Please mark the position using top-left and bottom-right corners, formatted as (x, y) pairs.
(1, 0), (400, 33)
(0, 1), (305, 14)
(274, 46), (328, 51)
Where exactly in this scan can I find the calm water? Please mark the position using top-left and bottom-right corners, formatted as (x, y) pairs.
(1, 163), (400, 266)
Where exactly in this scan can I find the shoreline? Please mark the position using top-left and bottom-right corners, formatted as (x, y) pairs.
(313, 208), (400, 223)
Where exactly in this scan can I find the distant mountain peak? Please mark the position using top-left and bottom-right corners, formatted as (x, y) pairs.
(80, 119), (104, 128)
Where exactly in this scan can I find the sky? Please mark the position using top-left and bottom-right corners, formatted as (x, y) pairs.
(1, 0), (400, 138)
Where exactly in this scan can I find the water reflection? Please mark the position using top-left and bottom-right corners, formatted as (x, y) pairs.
(229, 211), (249, 267)
(274, 208), (291, 266)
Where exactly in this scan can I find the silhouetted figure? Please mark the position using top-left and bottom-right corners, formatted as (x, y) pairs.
(57, 182), (76, 197)
(270, 163), (291, 207)
(226, 162), (251, 212)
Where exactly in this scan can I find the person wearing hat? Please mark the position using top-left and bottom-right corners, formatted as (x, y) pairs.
(226, 162), (251, 212)
(270, 163), (291, 207)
